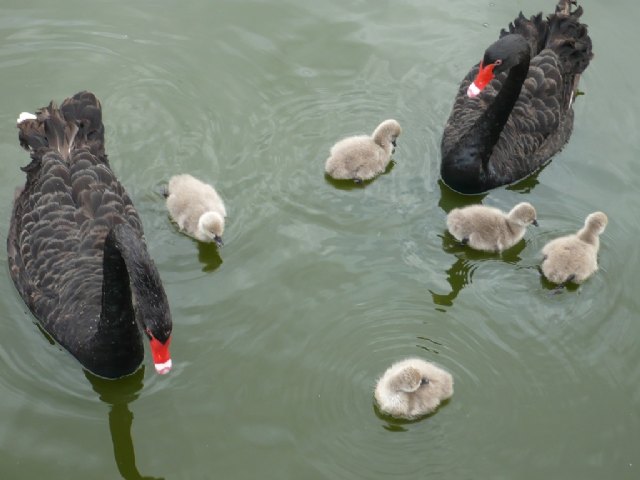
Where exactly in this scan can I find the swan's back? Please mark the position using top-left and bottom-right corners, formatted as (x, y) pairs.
(166, 174), (226, 235)
(168, 174), (225, 214)
(541, 236), (597, 284)
(8, 92), (144, 345)
(325, 135), (385, 180)
(447, 203), (536, 252)
(446, 205), (508, 243)
(325, 120), (400, 182)
(375, 358), (454, 420)
(541, 212), (606, 284)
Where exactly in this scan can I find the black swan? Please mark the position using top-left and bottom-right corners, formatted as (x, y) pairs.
(8, 91), (173, 379)
(440, 0), (593, 194)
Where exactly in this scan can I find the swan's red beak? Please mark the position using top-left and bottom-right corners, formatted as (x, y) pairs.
(149, 335), (172, 375)
(467, 60), (496, 98)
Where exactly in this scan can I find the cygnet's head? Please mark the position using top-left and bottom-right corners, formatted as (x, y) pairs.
(388, 366), (427, 393)
(198, 211), (225, 246)
(585, 211), (608, 234)
(509, 202), (538, 227)
(372, 119), (402, 151)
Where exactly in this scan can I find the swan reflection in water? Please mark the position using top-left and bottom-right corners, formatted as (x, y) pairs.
(197, 241), (223, 273)
(86, 369), (164, 480)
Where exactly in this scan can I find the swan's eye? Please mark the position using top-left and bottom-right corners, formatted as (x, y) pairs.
(420, 378), (429, 386)
(494, 59), (503, 66)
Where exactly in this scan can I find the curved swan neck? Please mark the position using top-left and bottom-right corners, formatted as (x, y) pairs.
(94, 223), (171, 378)
(100, 226), (140, 338)
(577, 227), (599, 246)
(103, 222), (171, 338)
(440, 48), (530, 194)
(477, 52), (530, 165)
(92, 224), (144, 378)
(102, 222), (168, 326)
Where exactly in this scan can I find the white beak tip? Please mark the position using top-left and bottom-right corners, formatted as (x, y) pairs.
(467, 82), (481, 98)
(154, 359), (172, 375)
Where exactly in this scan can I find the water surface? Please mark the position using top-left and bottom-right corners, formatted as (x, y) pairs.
(0, 0), (639, 478)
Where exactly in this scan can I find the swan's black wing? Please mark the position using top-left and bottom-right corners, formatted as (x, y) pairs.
(489, 50), (568, 181)
(490, 2), (592, 180)
(8, 92), (143, 345)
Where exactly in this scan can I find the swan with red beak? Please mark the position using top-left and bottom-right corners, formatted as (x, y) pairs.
(440, 0), (593, 194)
(9, 91), (175, 379)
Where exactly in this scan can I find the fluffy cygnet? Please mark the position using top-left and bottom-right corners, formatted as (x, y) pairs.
(325, 119), (401, 183)
(446, 202), (538, 252)
(374, 358), (454, 420)
(166, 174), (227, 246)
(541, 211), (608, 285)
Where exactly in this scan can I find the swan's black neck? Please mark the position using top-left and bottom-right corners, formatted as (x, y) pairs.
(95, 224), (146, 378)
(98, 222), (172, 379)
(101, 229), (135, 331)
(479, 55), (530, 163)
(441, 47), (530, 194)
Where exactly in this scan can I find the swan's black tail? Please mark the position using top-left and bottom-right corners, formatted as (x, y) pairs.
(500, 0), (592, 76)
(500, 1), (592, 109)
(17, 91), (105, 162)
(500, 12), (549, 59)
(546, 1), (593, 76)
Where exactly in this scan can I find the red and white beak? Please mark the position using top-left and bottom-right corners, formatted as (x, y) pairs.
(149, 335), (172, 374)
(467, 60), (497, 98)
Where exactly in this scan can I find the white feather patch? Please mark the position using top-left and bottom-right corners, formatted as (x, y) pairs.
(17, 112), (37, 124)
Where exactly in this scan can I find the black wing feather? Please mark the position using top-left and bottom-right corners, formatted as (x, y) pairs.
(9, 92), (143, 346)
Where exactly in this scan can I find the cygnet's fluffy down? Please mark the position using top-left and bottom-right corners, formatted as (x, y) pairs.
(374, 358), (453, 420)
(541, 211), (608, 285)
(325, 119), (401, 183)
(446, 202), (538, 252)
(166, 174), (227, 245)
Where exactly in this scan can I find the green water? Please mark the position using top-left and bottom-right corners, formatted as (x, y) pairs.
(0, 0), (638, 478)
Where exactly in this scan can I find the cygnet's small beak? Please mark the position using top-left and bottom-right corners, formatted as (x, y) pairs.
(532, 219), (539, 227)
(391, 139), (397, 147)
(214, 235), (224, 247)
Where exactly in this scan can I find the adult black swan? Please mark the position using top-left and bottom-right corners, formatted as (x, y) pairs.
(8, 91), (172, 379)
(440, 0), (593, 194)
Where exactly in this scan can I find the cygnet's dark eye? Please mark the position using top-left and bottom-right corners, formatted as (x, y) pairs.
(420, 378), (430, 386)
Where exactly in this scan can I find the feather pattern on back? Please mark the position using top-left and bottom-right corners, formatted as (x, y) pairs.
(446, 202), (538, 252)
(541, 212), (607, 284)
(8, 91), (171, 378)
(166, 174), (227, 243)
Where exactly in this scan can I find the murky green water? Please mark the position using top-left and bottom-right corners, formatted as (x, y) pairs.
(0, 0), (639, 478)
